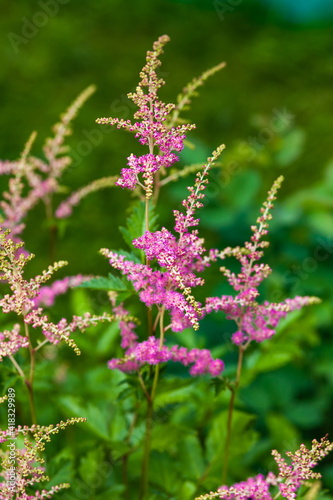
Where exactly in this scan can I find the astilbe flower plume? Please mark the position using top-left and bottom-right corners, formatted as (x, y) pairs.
(195, 436), (333, 500)
(0, 86), (95, 246)
(0, 416), (86, 499)
(205, 176), (320, 346)
(101, 147), (225, 377)
(0, 230), (113, 357)
(96, 35), (196, 198)
(107, 306), (224, 377)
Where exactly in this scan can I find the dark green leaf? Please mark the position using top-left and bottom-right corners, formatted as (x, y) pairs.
(79, 273), (134, 292)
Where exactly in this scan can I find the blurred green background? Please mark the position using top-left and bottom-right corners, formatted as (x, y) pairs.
(1, 0), (333, 497)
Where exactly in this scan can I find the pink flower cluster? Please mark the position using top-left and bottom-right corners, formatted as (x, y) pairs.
(217, 473), (275, 500)
(96, 35), (195, 198)
(101, 247), (199, 332)
(108, 335), (224, 377)
(205, 177), (319, 346)
(98, 36), (318, 381)
(0, 233), (112, 357)
(0, 324), (29, 362)
(107, 304), (224, 376)
(197, 436), (333, 500)
(272, 436), (333, 500)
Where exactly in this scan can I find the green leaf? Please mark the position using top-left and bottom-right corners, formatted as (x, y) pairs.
(149, 451), (181, 496)
(119, 200), (158, 256)
(177, 434), (205, 480)
(205, 410), (258, 476)
(79, 273), (134, 292)
(70, 287), (93, 315)
(47, 461), (74, 488)
(178, 481), (197, 500)
(59, 396), (111, 441)
(151, 423), (191, 452)
(78, 446), (104, 484)
(275, 128), (305, 167)
(95, 322), (120, 356)
(266, 413), (301, 451)
(155, 378), (195, 407)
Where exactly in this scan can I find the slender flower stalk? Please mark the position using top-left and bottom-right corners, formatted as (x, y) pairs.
(222, 344), (245, 484)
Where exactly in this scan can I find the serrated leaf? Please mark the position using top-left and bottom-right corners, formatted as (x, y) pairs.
(205, 410), (258, 474)
(178, 434), (205, 480)
(47, 461), (74, 488)
(155, 378), (195, 407)
(151, 423), (191, 452)
(79, 273), (134, 292)
(59, 396), (110, 441)
(119, 200), (158, 256)
(78, 446), (104, 483)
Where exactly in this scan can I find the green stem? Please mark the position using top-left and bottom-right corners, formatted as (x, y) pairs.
(9, 355), (25, 379)
(139, 308), (165, 499)
(122, 406), (140, 500)
(139, 395), (154, 500)
(222, 345), (245, 484)
(25, 322), (37, 425)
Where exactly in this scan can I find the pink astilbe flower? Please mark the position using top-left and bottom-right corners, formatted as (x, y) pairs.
(0, 417), (86, 499)
(0, 231), (113, 358)
(195, 437), (333, 500)
(107, 301), (223, 377)
(101, 146), (225, 332)
(217, 474), (274, 500)
(108, 335), (224, 377)
(96, 35), (196, 198)
(0, 325), (29, 362)
(272, 435), (333, 500)
(101, 249), (199, 332)
(112, 303), (139, 350)
(205, 176), (320, 346)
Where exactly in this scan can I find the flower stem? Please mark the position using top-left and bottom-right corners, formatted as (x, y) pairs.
(25, 321), (37, 425)
(9, 355), (25, 379)
(139, 394), (154, 500)
(222, 345), (245, 484)
(139, 308), (164, 499)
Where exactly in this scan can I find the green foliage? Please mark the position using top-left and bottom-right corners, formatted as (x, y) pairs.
(79, 273), (134, 293)
(119, 200), (159, 257)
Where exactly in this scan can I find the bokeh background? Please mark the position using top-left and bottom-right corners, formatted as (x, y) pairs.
(1, 0), (333, 497)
